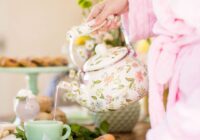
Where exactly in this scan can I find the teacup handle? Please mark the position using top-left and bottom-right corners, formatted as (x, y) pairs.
(61, 125), (71, 140)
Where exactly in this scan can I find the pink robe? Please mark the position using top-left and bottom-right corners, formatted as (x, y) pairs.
(122, 0), (200, 139)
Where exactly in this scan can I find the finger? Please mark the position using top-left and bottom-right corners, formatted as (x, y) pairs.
(114, 16), (120, 23)
(91, 30), (99, 35)
(97, 20), (111, 32)
(94, 6), (111, 26)
(87, 2), (105, 21)
(110, 21), (121, 29)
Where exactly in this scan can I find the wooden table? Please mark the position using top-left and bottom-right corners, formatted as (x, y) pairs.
(1, 114), (150, 140)
(86, 121), (150, 140)
(112, 122), (150, 140)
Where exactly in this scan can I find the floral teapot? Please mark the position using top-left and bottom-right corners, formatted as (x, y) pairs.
(59, 43), (148, 112)
(60, 17), (148, 112)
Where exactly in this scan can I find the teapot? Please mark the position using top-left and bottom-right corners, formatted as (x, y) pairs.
(60, 18), (148, 112)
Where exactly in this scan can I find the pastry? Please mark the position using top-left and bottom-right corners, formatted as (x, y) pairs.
(51, 57), (68, 66)
(41, 57), (54, 66)
(51, 108), (68, 124)
(29, 57), (44, 66)
(0, 56), (68, 67)
(36, 95), (53, 113)
(35, 112), (53, 120)
(0, 57), (19, 67)
(18, 58), (37, 67)
(0, 123), (16, 139)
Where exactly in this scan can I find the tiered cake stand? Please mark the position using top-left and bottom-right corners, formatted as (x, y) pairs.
(0, 66), (71, 95)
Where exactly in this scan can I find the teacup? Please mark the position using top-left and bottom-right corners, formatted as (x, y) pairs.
(25, 120), (71, 140)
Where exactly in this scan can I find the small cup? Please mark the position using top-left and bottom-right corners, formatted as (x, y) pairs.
(25, 120), (71, 140)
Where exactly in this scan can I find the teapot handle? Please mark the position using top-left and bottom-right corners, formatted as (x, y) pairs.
(120, 17), (136, 53)
(68, 38), (83, 70)
(67, 15), (117, 70)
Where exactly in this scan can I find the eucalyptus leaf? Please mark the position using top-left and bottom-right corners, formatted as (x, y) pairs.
(14, 127), (27, 140)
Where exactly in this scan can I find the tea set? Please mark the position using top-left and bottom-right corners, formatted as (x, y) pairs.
(2, 15), (148, 140)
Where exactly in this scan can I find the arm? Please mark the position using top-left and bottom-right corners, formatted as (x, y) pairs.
(122, 0), (156, 42)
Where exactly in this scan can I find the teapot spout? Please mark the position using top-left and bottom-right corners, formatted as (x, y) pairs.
(57, 81), (80, 102)
(58, 81), (92, 109)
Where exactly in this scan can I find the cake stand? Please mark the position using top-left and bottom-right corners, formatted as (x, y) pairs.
(0, 66), (71, 95)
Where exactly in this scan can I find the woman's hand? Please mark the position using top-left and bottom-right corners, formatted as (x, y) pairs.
(87, 0), (129, 32)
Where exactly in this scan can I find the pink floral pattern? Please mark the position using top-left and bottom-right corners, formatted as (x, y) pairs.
(63, 48), (148, 112)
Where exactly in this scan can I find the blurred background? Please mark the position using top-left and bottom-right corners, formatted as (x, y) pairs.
(0, 0), (82, 118)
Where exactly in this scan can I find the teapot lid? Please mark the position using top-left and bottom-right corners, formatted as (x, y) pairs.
(83, 44), (128, 72)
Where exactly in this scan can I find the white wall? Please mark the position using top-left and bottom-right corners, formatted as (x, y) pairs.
(0, 0), (82, 118)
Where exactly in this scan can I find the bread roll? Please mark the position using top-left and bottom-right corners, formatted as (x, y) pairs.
(51, 108), (67, 124)
(36, 96), (53, 113)
(35, 112), (53, 120)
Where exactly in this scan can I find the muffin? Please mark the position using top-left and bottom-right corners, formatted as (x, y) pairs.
(35, 112), (53, 120)
(36, 95), (53, 113)
(51, 108), (68, 124)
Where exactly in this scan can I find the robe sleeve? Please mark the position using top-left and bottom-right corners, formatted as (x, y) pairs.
(121, 0), (156, 42)
(147, 44), (200, 140)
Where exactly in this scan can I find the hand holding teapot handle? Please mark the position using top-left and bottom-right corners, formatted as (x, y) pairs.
(67, 15), (118, 70)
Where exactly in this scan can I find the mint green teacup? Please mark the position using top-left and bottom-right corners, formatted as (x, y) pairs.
(25, 120), (71, 140)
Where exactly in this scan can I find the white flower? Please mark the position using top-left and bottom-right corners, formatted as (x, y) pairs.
(16, 89), (35, 99)
(85, 40), (95, 50)
(77, 47), (88, 60)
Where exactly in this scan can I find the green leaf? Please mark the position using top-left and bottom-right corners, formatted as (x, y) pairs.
(95, 60), (102, 64)
(92, 96), (97, 100)
(129, 81), (135, 88)
(77, 0), (84, 5)
(93, 80), (101, 84)
(100, 94), (104, 99)
(70, 124), (81, 134)
(77, 0), (92, 9)
(118, 84), (125, 89)
(125, 77), (135, 81)
(16, 96), (27, 101)
(15, 127), (27, 140)
(126, 66), (131, 73)
(68, 135), (74, 140)
(94, 128), (101, 136)
(82, 1), (92, 9)
(99, 121), (109, 133)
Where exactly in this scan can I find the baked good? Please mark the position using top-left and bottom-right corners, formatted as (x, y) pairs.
(41, 57), (56, 66)
(0, 57), (19, 67)
(18, 58), (37, 67)
(51, 108), (68, 124)
(0, 56), (68, 67)
(0, 123), (16, 139)
(51, 57), (68, 66)
(29, 57), (44, 66)
(36, 95), (53, 113)
(35, 112), (53, 120)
